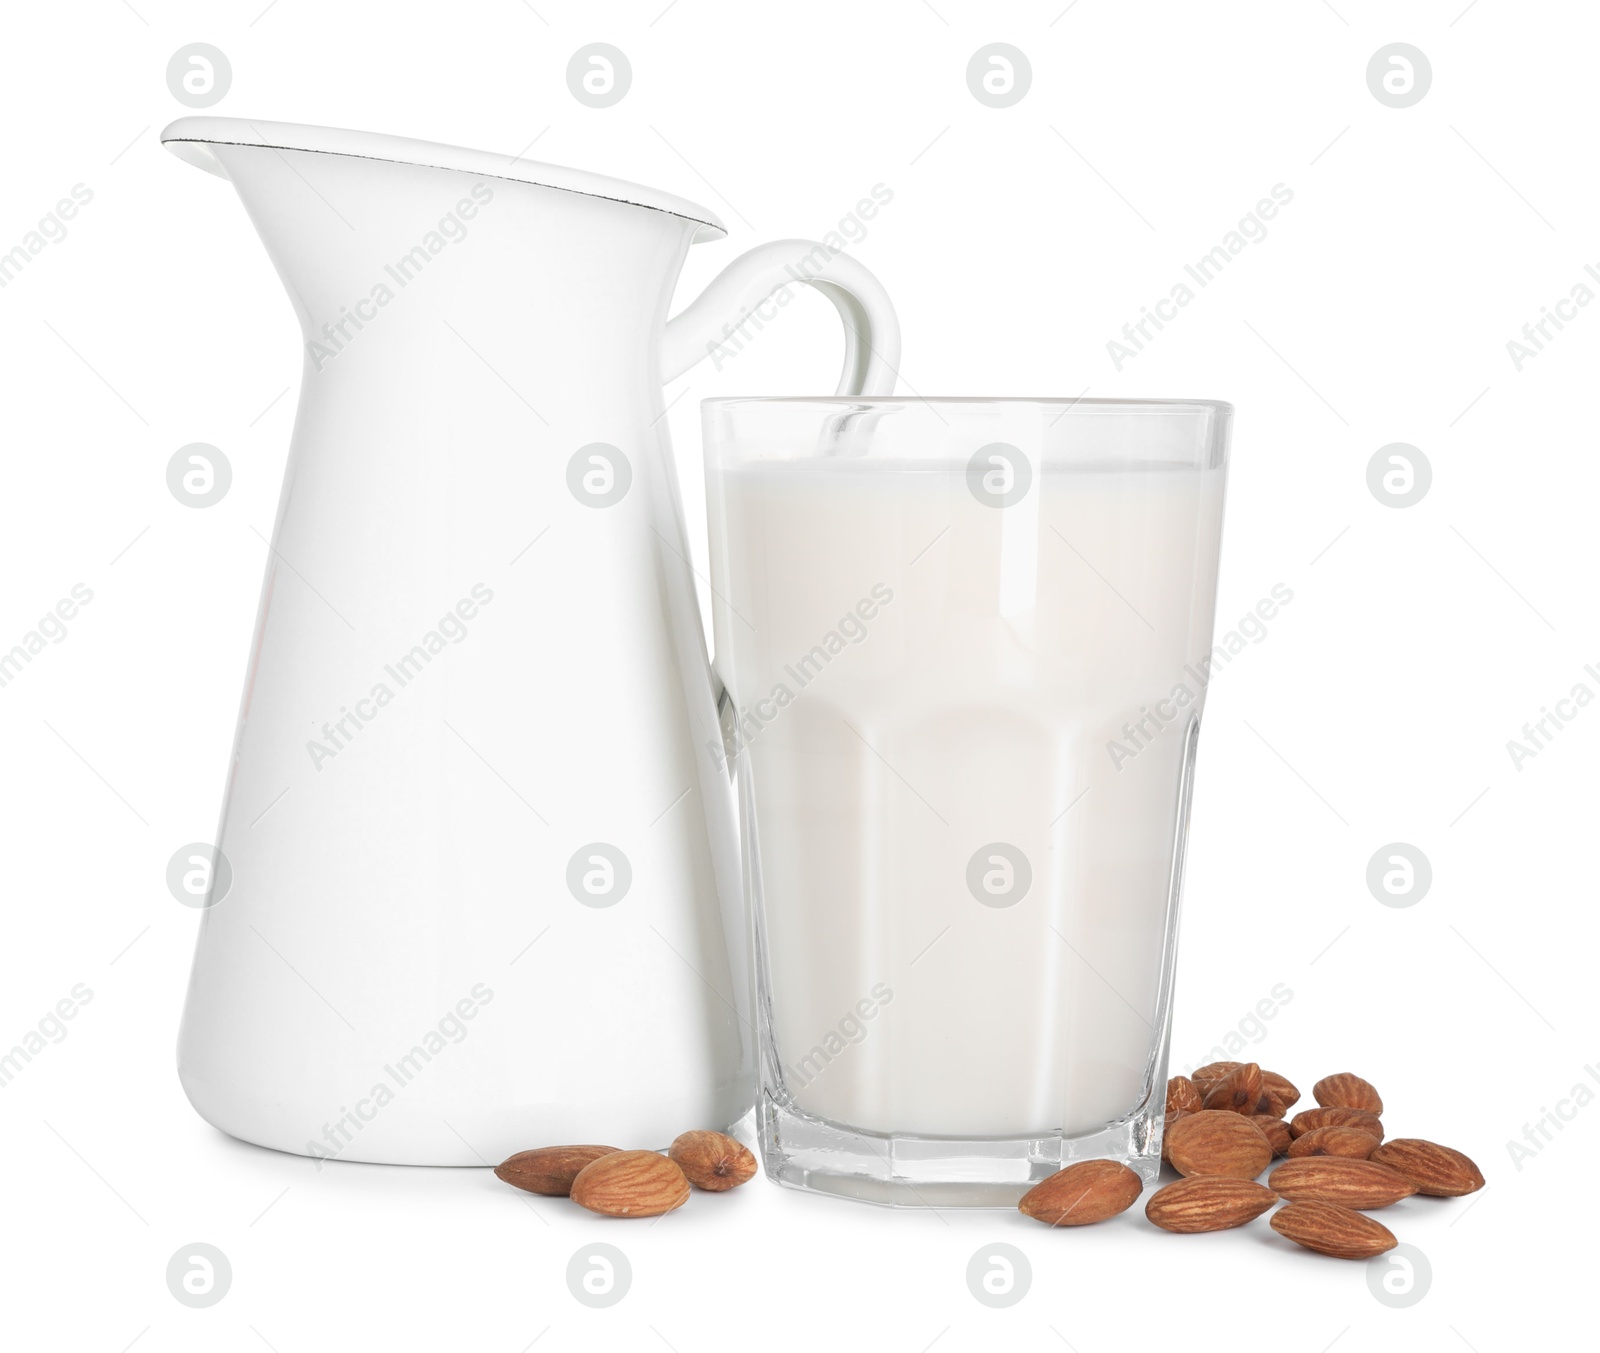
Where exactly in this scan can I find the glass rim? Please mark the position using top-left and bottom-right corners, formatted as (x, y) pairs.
(701, 395), (1233, 415)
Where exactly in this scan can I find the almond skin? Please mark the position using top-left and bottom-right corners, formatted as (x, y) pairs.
(1250, 1115), (1294, 1156)
(1167, 1075), (1204, 1115)
(1165, 1110), (1274, 1180)
(493, 1145), (620, 1196)
(1018, 1159), (1144, 1227)
(1369, 1138), (1485, 1197)
(1145, 1177), (1277, 1233)
(1313, 1072), (1383, 1115)
(1287, 1126), (1381, 1160)
(1201, 1062), (1263, 1115)
(668, 1130), (757, 1191)
(1271, 1201), (1397, 1259)
(570, 1150), (690, 1218)
(1268, 1158), (1418, 1209)
(1260, 1071), (1301, 1114)
(1290, 1106), (1383, 1140)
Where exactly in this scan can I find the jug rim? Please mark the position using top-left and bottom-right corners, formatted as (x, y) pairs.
(160, 116), (728, 241)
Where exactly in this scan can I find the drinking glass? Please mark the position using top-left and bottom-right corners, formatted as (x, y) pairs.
(704, 397), (1231, 1206)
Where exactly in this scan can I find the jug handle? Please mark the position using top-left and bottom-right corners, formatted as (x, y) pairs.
(660, 239), (900, 396)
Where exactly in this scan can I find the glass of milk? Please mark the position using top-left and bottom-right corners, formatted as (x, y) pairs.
(704, 397), (1231, 1206)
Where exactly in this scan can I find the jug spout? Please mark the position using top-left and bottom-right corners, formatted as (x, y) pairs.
(162, 117), (726, 395)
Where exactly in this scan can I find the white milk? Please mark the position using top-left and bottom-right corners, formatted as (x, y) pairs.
(709, 459), (1225, 1138)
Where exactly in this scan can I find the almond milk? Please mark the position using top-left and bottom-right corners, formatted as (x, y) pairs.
(709, 456), (1225, 1139)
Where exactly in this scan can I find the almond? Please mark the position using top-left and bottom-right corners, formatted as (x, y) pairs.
(1289, 1106), (1383, 1140)
(569, 1150), (690, 1218)
(1165, 1110), (1274, 1180)
(1250, 1115), (1293, 1156)
(1313, 1072), (1383, 1115)
(1191, 1061), (1243, 1095)
(1201, 1062), (1262, 1114)
(1260, 1071), (1301, 1114)
(1161, 1109), (1191, 1164)
(1369, 1138), (1485, 1197)
(1018, 1159), (1143, 1227)
(1270, 1200), (1397, 1259)
(668, 1130), (757, 1191)
(493, 1145), (620, 1196)
(1268, 1157), (1417, 1209)
(1254, 1088), (1288, 1118)
(1167, 1075), (1204, 1114)
(1287, 1126), (1381, 1160)
(1145, 1177), (1277, 1233)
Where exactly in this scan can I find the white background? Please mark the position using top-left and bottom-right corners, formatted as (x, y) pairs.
(1, 0), (1593, 1348)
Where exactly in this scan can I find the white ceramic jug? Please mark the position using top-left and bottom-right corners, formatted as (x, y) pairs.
(162, 117), (899, 1166)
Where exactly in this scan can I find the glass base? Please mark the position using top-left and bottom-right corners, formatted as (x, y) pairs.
(757, 1091), (1163, 1209)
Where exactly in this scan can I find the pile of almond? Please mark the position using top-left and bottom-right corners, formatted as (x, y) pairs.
(494, 1129), (757, 1216)
(1017, 1063), (1484, 1259)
